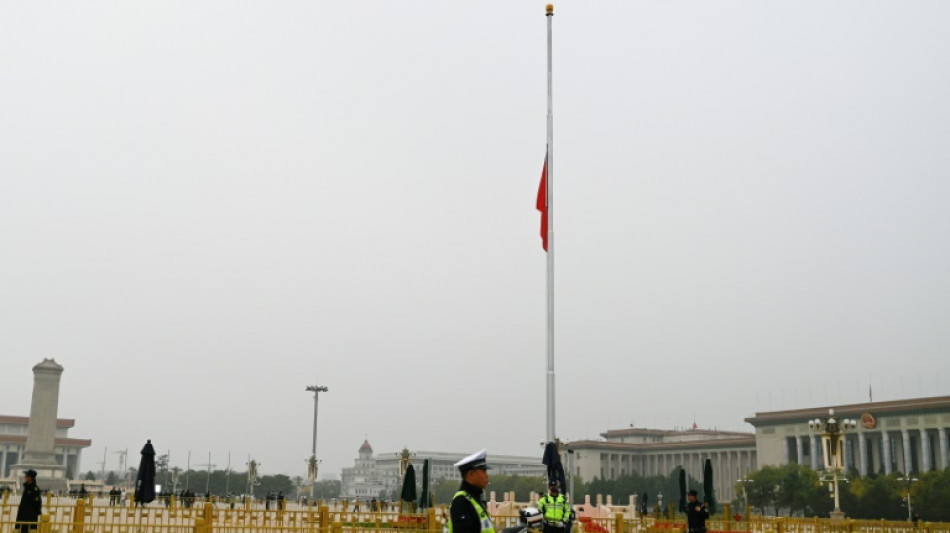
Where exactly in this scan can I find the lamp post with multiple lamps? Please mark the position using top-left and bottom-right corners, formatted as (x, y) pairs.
(246, 458), (260, 498)
(170, 467), (181, 495)
(399, 447), (416, 476)
(306, 384), (329, 501)
(737, 476), (752, 519)
(808, 409), (857, 521)
(897, 475), (919, 522)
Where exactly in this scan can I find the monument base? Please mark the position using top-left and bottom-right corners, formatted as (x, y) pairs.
(10, 463), (69, 493)
(829, 510), (846, 522)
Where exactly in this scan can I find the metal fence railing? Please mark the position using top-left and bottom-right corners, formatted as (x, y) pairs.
(2, 497), (949, 533)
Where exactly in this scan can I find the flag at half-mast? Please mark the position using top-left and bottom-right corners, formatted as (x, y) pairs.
(537, 154), (549, 251)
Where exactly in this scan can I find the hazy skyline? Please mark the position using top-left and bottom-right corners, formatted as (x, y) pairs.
(2, 1), (948, 481)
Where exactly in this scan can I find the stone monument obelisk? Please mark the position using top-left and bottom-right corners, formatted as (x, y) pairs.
(13, 359), (68, 491)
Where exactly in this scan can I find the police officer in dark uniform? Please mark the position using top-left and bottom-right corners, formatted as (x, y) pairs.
(448, 450), (494, 533)
(685, 490), (708, 533)
(16, 469), (42, 533)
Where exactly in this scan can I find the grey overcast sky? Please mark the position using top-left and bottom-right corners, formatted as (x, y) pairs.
(2, 0), (949, 481)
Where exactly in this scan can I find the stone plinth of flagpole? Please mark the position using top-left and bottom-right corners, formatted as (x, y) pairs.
(12, 359), (69, 492)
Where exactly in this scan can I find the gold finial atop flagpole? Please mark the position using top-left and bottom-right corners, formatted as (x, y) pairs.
(546, 4), (554, 15)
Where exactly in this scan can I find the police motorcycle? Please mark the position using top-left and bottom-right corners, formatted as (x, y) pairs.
(499, 503), (576, 533)
(499, 507), (544, 533)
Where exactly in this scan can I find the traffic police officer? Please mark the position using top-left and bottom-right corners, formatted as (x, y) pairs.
(16, 469), (42, 533)
(538, 481), (569, 533)
(447, 450), (494, 533)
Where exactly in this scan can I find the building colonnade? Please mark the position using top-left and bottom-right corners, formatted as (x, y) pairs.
(785, 427), (950, 476)
(598, 448), (756, 504)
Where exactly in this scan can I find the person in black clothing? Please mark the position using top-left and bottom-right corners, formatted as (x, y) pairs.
(685, 490), (708, 533)
(449, 450), (492, 533)
(16, 469), (42, 533)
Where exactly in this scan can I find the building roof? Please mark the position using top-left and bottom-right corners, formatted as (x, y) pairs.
(0, 416), (76, 428)
(601, 427), (753, 440)
(566, 436), (756, 452)
(359, 440), (373, 453)
(744, 395), (950, 426)
(0, 435), (92, 447)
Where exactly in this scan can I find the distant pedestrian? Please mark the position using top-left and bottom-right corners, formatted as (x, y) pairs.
(353, 498), (360, 512)
(16, 469), (42, 533)
(686, 490), (709, 533)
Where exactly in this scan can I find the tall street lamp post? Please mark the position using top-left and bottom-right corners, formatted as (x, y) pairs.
(566, 447), (575, 503)
(808, 409), (857, 521)
(246, 458), (259, 499)
(306, 384), (329, 500)
(897, 475), (918, 522)
(737, 477), (752, 519)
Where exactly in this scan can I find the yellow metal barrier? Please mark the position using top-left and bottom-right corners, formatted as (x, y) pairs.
(3, 499), (950, 533)
(71, 498), (86, 533)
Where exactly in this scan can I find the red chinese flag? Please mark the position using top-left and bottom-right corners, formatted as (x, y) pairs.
(537, 156), (548, 251)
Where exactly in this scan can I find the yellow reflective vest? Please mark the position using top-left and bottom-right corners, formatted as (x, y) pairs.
(538, 494), (569, 523)
(446, 491), (495, 533)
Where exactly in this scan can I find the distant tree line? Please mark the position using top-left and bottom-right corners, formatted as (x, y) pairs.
(739, 464), (950, 522)
(430, 470), (693, 510)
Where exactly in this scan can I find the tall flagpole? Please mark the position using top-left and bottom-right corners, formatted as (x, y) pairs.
(545, 3), (556, 444)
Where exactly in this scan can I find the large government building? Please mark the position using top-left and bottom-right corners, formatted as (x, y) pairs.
(745, 395), (950, 476)
(554, 395), (950, 505)
(565, 427), (757, 503)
